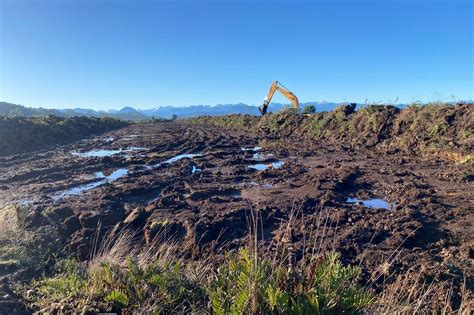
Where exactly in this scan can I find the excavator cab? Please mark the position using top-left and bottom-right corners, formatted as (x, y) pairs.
(259, 81), (299, 115)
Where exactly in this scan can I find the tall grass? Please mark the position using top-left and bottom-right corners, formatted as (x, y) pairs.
(0, 205), (60, 273)
(12, 204), (472, 313)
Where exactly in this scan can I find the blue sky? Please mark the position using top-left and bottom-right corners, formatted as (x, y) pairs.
(0, 0), (472, 110)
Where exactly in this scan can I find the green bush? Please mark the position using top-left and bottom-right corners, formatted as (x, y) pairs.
(23, 244), (373, 314)
(208, 248), (373, 314)
(303, 105), (316, 114)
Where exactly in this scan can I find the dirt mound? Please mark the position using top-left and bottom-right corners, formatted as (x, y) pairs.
(0, 116), (128, 156)
(189, 103), (474, 162)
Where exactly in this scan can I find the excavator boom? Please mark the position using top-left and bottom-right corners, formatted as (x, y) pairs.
(259, 81), (299, 115)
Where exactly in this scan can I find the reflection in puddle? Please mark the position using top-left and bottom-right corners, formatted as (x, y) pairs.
(54, 181), (105, 199)
(346, 197), (393, 210)
(73, 147), (148, 157)
(252, 152), (274, 160)
(53, 168), (129, 200)
(95, 168), (129, 181)
(127, 147), (148, 151)
(192, 165), (202, 174)
(231, 193), (241, 199)
(163, 153), (202, 164)
(152, 153), (202, 168)
(73, 149), (122, 157)
(249, 161), (284, 171)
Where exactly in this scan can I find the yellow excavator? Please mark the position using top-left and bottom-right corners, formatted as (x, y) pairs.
(259, 80), (299, 115)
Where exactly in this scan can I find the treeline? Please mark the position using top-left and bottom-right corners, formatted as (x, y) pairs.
(0, 115), (128, 156)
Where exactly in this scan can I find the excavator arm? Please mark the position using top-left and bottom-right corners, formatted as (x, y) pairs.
(259, 81), (299, 115)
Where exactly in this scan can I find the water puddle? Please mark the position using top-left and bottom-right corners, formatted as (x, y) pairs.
(53, 168), (129, 200)
(163, 153), (202, 164)
(251, 152), (274, 160)
(127, 147), (148, 151)
(73, 149), (123, 157)
(96, 168), (129, 181)
(123, 134), (139, 140)
(151, 153), (203, 169)
(54, 181), (106, 200)
(241, 146), (262, 151)
(192, 165), (202, 174)
(345, 197), (393, 210)
(72, 147), (148, 157)
(249, 161), (284, 171)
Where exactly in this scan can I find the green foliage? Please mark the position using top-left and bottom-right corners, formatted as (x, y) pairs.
(207, 248), (269, 314)
(462, 129), (473, 138)
(24, 246), (373, 314)
(104, 290), (129, 307)
(207, 249), (373, 314)
(303, 105), (316, 114)
(29, 255), (206, 312)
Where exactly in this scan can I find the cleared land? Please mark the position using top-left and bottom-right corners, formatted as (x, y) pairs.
(0, 104), (472, 313)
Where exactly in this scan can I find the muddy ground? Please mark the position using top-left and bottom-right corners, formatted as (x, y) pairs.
(0, 116), (473, 307)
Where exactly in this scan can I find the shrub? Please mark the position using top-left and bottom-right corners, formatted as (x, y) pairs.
(208, 249), (373, 314)
(303, 105), (316, 114)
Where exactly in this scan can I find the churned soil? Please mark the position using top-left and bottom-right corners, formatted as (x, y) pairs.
(0, 105), (472, 309)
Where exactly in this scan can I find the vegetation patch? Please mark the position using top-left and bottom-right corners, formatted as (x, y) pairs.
(0, 115), (128, 155)
(14, 224), (375, 314)
(186, 103), (474, 162)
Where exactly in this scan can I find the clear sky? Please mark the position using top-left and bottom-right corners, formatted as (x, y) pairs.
(0, 0), (472, 110)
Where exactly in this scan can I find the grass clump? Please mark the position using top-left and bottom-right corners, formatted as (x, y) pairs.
(208, 248), (373, 314)
(31, 257), (204, 313)
(22, 226), (373, 314)
(0, 205), (61, 273)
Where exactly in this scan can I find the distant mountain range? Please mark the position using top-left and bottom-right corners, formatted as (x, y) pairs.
(0, 101), (351, 120)
(2, 101), (468, 121)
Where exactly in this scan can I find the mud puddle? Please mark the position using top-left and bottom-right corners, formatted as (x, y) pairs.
(249, 161), (284, 171)
(192, 165), (202, 174)
(151, 153), (203, 169)
(241, 146), (261, 151)
(72, 147), (148, 157)
(345, 197), (393, 210)
(52, 168), (129, 200)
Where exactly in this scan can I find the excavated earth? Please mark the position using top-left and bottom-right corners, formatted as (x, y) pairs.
(0, 112), (473, 307)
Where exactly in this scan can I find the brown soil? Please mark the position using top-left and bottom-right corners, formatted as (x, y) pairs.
(0, 107), (473, 308)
